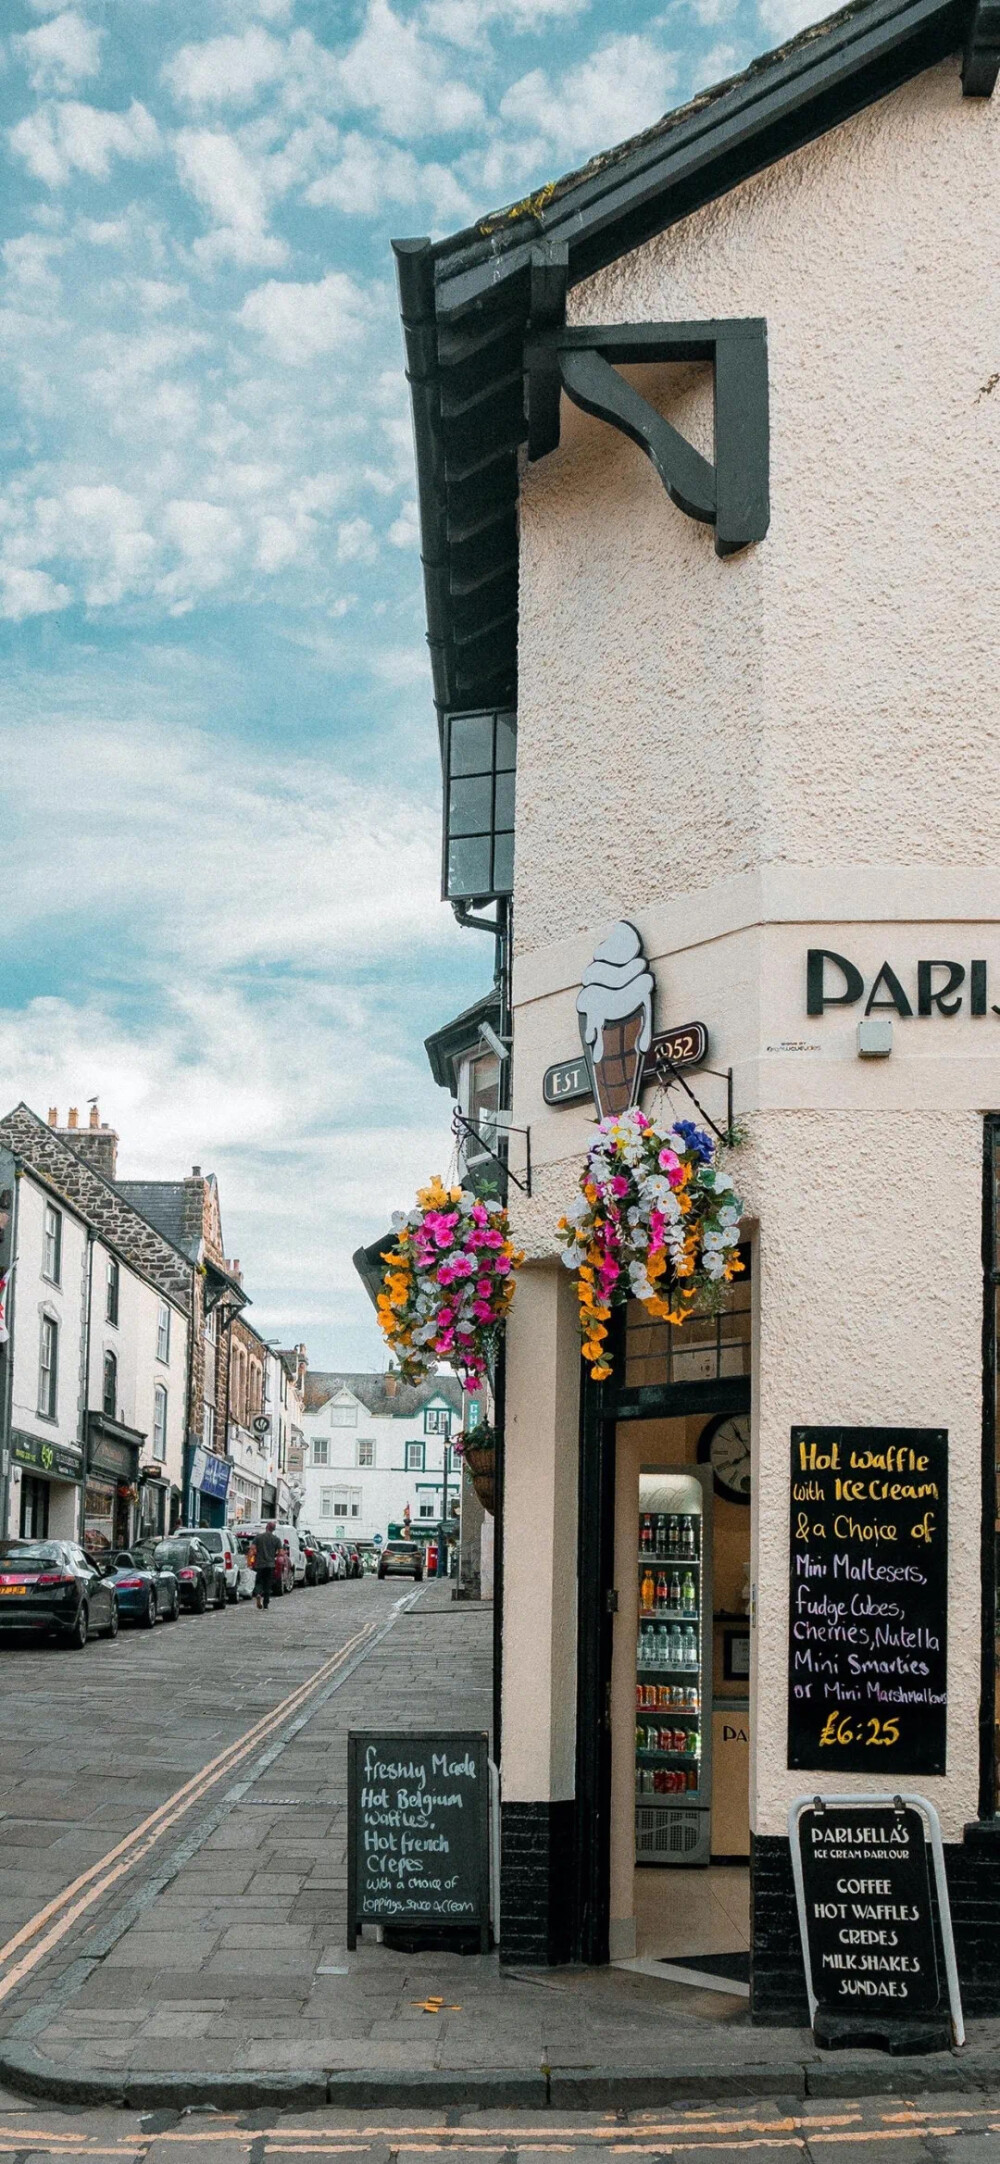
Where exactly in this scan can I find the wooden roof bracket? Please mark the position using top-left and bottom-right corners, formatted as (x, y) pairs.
(963, 0), (1000, 93)
(524, 266), (769, 559)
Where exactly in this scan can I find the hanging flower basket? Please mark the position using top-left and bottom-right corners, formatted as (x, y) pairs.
(454, 1426), (496, 1515)
(558, 1108), (744, 1382)
(377, 1178), (523, 1395)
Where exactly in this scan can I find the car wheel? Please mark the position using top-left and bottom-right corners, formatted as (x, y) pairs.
(104, 1597), (120, 1640)
(215, 1580), (226, 1609)
(195, 1582), (207, 1614)
(66, 1604), (88, 1649)
(227, 1582), (238, 1605)
(167, 1589), (179, 1620)
(141, 1592), (156, 1628)
(415, 1569), (424, 1581)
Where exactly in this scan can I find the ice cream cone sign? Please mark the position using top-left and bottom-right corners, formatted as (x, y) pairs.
(576, 921), (654, 1119)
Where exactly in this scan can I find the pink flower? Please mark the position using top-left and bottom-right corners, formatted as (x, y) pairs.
(609, 1175), (630, 1198)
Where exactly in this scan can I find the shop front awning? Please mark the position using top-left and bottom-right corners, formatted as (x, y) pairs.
(87, 1412), (144, 1482)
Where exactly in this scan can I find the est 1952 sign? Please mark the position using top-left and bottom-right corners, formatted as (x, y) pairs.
(787, 1427), (947, 1776)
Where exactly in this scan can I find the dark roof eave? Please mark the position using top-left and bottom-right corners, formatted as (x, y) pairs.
(424, 988), (502, 1089)
(427, 0), (969, 316)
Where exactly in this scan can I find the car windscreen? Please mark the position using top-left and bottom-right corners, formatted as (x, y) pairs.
(0, 1541), (64, 1565)
(154, 1543), (194, 1566)
(195, 1532), (222, 1548)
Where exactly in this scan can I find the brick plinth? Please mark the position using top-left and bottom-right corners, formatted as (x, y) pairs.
(499, 1800), (577, 1966)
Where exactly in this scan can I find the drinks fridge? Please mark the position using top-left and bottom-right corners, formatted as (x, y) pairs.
(635, 1466), (713, 1864)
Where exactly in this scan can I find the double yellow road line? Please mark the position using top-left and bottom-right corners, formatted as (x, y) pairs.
(0, 1615), (380, 2010)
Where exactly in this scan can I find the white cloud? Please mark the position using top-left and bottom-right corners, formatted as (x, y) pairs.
(38, 483), (156, 606)
(256, 513), (301, 571)
(338, 0), (484, 138)
(756, 0), (828, 34)
(164, 27), (287, 108)
(15, 10), (103, 93)
(336, 516), (377, 564)
(422, 0), (587, 46)
(388, 499), (420, 549)
(158, 498), (244, 603)
(500, 34), (679, 160)
(0, 565), (71, 620)
(305, 132), (473, 221)
(238, 270), (372, 364)
(9, 99), (159, 188)
(174, 126), (288, 268)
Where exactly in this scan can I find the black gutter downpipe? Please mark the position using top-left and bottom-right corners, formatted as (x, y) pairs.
(79, 1226), (95, 1544)
(392, 238), (451, 731)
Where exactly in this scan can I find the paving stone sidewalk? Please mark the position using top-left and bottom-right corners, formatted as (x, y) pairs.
(4, 1582), (1000, 2108)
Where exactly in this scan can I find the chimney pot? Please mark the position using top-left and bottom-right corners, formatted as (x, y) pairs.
(89, 1105), (99, 1129)
(67, 1107), (79, 1130)
(192, 1165), (201, 1178)
(47, 1108), (58, 1127)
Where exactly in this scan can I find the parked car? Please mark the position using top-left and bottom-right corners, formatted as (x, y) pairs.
(377, 1540), (424, 1582)
(242, 1525), (296, 1594)
(152, 1536), (226, 1613)
(354, 1541), (379, 1574)
(315, 1539), (341, 1578)
(111, 1547), (180, 1627)
(298, 1531), (328, 1586)
(347, 1543), (365, 1579)
(0, 1538), (119, 1648)
(174, 1526), (239, 1603)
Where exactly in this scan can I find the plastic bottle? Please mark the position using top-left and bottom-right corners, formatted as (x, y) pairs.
(681, 1570), (696, 1615)
(655, 1570), (668, 1610)
(640, 1567), (655, 1613)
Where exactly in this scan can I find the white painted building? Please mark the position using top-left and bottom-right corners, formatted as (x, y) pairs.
(300, 1371), (463, 1548)
(0, 1106), (192, 1549)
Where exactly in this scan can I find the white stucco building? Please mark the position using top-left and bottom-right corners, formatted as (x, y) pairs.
(300, 1370), (463, 1548)
(394, 0), (1000, 2021)
(0, 1106), (191, 1549)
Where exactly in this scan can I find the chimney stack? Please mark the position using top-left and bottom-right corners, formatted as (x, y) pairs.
(53, 1107), (119, 1181)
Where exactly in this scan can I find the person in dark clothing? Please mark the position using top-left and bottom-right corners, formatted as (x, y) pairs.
(253, 1522), (279, 1610)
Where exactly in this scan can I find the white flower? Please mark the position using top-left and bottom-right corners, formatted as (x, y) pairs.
(559, 1248), (579, 1270)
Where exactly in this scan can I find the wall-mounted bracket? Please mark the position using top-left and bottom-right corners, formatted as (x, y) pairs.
(451, 1108), (532, 1197)
(963, 0), (1000, 93)
(524, 253), (769, 558)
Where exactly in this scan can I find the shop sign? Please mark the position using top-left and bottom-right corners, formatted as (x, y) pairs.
(542, 922), (709, 1117)
(90, 1433), (138, 1479)
(788, 1427), (947, 1776)
(11, 1429), (83, 1484)
(808, 949), (1000, 1019)
(346, 1729), (491, 1952)
(191, 1445), (232, 1501)
(789, 1794), (963, 2047)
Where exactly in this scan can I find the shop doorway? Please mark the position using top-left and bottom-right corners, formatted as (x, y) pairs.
(576, 1255), (752, 1980)
(19, 1474), (50, 1539)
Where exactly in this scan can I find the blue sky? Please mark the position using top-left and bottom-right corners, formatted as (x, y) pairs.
(0, 0), (812, 1369)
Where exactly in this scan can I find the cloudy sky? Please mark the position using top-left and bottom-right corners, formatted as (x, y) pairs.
(0, 0), (814, 1370)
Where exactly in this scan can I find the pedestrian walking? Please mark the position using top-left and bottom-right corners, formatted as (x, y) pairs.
(252, 1522), (279, 1610)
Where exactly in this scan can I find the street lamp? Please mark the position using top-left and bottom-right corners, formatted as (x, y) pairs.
(437, 1415), (450, 1577)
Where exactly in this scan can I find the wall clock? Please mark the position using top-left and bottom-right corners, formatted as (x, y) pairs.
(697, 1412), (751, 1503)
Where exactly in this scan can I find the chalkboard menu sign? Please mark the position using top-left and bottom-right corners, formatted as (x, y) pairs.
(347, 1730), (491, 1951)
(795, 1800), (940, 2018)
(788, 1427), (947, 1775)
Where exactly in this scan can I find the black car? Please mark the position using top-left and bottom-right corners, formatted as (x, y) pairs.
(151, 1536), (227, 1613)
(110, 1547), (180, 1627)
(0, 1538), (119, 1648)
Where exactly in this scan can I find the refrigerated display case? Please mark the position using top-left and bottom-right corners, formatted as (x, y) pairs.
(635, 1465), (713, 1865)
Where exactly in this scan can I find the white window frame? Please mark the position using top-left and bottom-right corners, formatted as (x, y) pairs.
(424, 1406), (451, 1435)
(405, 1440), (425, 1472)
(106, 1255), (120, 1326)
(38, 1313), (58, 1419)
(153, 1383), (168, 1459)
(203, 1401), (215, 1450)
(331, 1402), (357, 1427)
(357, 1438), (374, 1468)
(42, 1204), (62, 1286)
(419, 1500), (435, 1518)
(332, 1488), (351, 1517)
(156, 1302), (171, 1364)
(312, 1437), (330, 1466)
